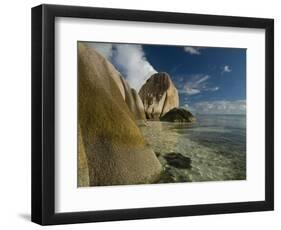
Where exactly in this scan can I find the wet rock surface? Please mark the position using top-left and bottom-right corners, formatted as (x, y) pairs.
(160, 108), (196, 122)
(163, 152), (192, 169)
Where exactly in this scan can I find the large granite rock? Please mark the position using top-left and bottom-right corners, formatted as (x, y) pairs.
(78, 126), (90, 187)
(139, 72), (179, 119)
(160, 108), (196, 122)
(78, 43), (162, 186)
(96, 53), (146, 120)
(119, 77), (146, 120)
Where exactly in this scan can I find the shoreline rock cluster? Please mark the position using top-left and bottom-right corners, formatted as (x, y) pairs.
(139, 72), (195, 122)
(78, 43), (196, 187)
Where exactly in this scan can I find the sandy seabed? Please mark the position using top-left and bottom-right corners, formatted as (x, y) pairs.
(140, 115), (246, 183)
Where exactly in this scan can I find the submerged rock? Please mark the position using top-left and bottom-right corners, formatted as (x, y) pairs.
(78, 43), (162, 186)
(163, 152), (192, 169)
(157, 165), (192, 183)
(160, 108), (196, 122)
(155, 152), (161, 157)
(158, 168), (177, 183)
(139, 72), (179, 120)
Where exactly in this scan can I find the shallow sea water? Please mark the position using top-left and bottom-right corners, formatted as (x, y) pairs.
(139, 114), (246, 183)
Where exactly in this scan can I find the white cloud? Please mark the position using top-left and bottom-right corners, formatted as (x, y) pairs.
(184, 47), (201, 55)
(193, 100), (246, 114)
(87, 42), (156, 91)
(222, 65), (232, 73)
(192, 75), (210, 87)
(113, 44), (157, 91)
(180, 74), (219, 95)
(87, 43), (113, 59)
(183, 103), (189, 108)
(183, 88), (201, 95)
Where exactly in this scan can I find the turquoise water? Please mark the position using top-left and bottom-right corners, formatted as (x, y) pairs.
(140, 114), (246, 183)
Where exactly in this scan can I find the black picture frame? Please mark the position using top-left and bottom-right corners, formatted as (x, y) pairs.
(31, 4), (274, 225)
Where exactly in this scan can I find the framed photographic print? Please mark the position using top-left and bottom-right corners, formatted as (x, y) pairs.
(31, 4), (274, 225)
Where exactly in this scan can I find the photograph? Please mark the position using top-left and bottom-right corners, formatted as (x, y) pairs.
(78, 41), (246, 187)
(29, 3), (274, 225)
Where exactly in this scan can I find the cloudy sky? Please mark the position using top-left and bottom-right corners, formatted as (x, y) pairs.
(84, 42), (246, 115)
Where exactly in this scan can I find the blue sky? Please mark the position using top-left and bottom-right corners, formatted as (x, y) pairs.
(86, 42), (246, 114)
(143, 45), (246, 109)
